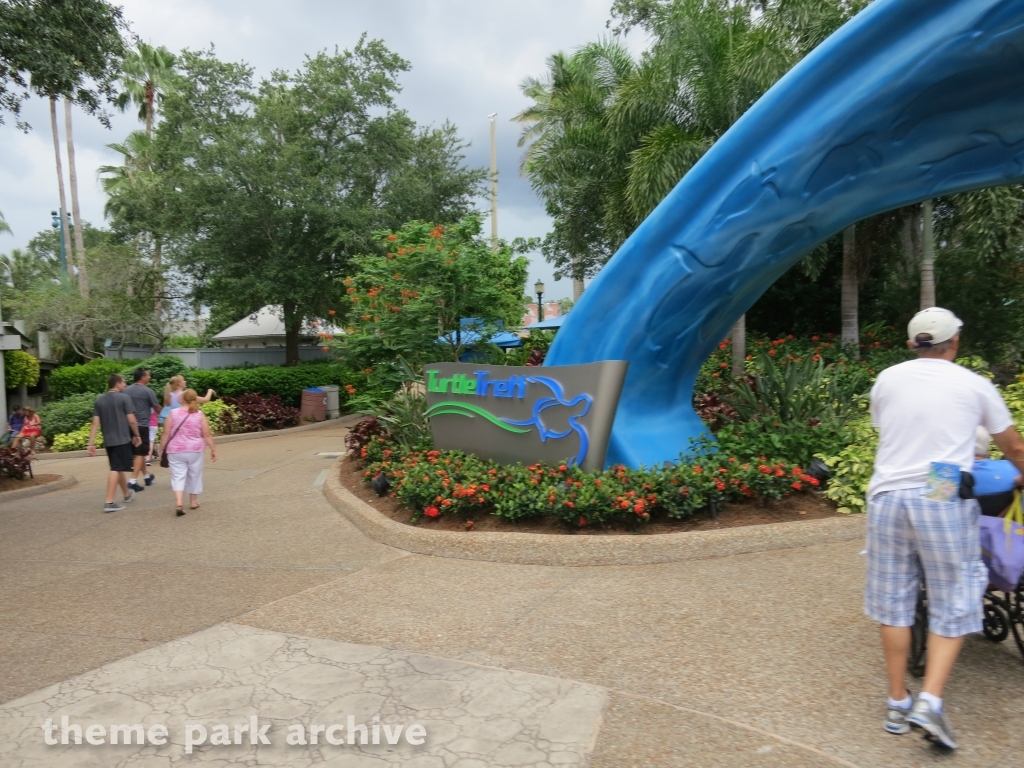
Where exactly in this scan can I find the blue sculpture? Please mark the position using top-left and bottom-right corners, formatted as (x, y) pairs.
(545, 0), (1024, 468)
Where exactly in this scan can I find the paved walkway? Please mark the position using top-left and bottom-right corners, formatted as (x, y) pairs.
(1, 423), (1022, 767)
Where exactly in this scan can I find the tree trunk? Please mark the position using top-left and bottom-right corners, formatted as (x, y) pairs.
(64, 99), (88, 299)
(283, 301), (301, 366)
(154, 237), (163, 334)
(841, 225), (859, 358)
(571, 255), (584, 303)
(731, 314), (746, 377)
(920, 199), (936, 309)
(49, 97), (74, 278)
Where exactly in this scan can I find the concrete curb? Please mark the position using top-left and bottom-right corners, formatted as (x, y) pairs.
(323, 460), (867, 567)
(35, 414), (362, 461)
(0, 474), (76, 503)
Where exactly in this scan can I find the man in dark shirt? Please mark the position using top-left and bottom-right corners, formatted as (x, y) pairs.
(1, 405), (24, 446)
(87, 374), (142, 512)
(123, 367), (161, 493)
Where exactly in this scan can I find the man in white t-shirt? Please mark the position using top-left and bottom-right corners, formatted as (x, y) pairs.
(866, 307), (1024, 749)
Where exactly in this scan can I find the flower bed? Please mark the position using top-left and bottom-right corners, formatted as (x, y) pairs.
(355, 431), (823, 529)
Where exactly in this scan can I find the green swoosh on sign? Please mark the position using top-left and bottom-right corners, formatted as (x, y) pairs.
(425, 401), (533, 434)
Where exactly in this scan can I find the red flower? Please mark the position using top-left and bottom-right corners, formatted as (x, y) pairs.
(769, 349), (777, 356)
(578, 517), (587, 527)
(792, 481), (803, 491)
(424, 505), (440, 518)
(441, 499), (452, 507)
(715, 480), (726, 491)
(558, 464), (568, 472)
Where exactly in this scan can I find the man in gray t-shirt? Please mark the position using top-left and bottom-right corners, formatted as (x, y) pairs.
(88, 374), (142, 512)
(124, 367), (161, 492)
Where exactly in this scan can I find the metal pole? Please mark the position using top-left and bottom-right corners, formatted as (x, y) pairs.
(536, 290), (544, 322)
(488, 113), (498, 252)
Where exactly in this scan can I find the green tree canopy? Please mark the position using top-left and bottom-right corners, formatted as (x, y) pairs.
(341, 216), (530, 365)
(108, 41), (486, 364)
(0, 0), (126, 126)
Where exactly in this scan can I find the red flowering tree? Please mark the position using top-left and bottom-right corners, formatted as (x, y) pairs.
(341, 215), (530, 365)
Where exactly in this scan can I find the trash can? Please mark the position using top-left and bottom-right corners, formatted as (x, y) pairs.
(300, 387), (327, 422)
(318, 385), (340, 419)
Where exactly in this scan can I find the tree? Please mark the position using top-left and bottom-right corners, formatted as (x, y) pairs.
(12, 241), (161, 357)
(0, 207), (10, 235)
(114, 41), (176, 137)
(520, 1), (868, 360)
(342, 217), (530, 365)
(2, 0), (126, 315)
(0, 0), (125, 129)
(146, 43), (485, 365)
(1, 247), (58, 291)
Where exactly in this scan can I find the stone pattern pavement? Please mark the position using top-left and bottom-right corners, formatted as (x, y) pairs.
(2, 421), (1023, 767)
(0, 622), (606, 767)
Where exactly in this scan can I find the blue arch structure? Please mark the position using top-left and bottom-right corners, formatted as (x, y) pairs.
(545, 0), (1024, 468)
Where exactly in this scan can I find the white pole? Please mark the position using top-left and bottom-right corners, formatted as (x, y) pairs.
(488, 113), (498, 252)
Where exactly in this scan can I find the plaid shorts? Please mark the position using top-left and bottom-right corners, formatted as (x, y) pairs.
(864, 488), (988, 637)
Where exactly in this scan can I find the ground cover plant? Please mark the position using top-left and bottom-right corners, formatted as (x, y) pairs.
(219, 394), (300, 433)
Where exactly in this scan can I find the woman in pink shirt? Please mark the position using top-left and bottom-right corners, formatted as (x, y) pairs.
(163, 389), (217, 516)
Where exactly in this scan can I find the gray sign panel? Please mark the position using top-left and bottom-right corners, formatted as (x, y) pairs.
(424, 361), (628, 471)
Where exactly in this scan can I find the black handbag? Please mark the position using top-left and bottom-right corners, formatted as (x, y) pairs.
(159, 412), (193, 468)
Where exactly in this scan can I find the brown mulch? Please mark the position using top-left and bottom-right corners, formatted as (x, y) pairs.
(338, 457), (841, 536)
(0, 474), (61, 494)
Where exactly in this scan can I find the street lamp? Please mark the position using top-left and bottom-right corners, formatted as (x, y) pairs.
(534, 280), (545, 323)
(50, 209), (68, 273)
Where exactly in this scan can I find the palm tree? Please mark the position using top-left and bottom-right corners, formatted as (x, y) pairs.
(0, 208), (10, 237)
(515, 41), (639, 300)
(109, 43), (176, 332)
(1, 248), (58, 291)
(115, 42), (177, 138)
(45, 98), (75, 278)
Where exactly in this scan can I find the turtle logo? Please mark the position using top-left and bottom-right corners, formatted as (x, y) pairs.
(499, 376), (592, 466)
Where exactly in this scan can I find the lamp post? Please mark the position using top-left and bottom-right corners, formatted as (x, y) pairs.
(487, 112), (499, 252)
(534, 279), (545, 324)
(51, 209), (68, 273)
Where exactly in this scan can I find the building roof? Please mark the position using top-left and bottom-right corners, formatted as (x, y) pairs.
(212, 306), (342, 341)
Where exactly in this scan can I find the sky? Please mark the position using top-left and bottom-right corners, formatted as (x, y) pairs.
(0, 0), (647, 302)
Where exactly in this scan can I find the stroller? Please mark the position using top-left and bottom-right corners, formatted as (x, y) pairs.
(909, 457), (1024, 674)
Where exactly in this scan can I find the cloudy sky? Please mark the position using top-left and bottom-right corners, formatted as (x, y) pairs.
(0, 0), (648, 301)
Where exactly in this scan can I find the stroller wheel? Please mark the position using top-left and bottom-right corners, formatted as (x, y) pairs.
(982, 603), (1009, 643)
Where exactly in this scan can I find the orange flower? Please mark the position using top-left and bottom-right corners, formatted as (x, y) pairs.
(386, 234), (398, 242)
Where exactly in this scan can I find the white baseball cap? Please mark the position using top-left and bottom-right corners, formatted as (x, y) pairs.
(907, 307), (962, 346)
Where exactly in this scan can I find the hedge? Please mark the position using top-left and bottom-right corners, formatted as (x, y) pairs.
(3, 350), (40, 389)
(38, 393), (96, 442)
(48, 358), (124, 399)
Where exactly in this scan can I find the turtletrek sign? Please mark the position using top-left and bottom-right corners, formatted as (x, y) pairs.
(423, 362), (628, 471)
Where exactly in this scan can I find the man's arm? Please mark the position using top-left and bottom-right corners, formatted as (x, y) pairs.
(127, 413), (142, 447)
(87, 416), (101, 456)
(991, 426), (1024, 481)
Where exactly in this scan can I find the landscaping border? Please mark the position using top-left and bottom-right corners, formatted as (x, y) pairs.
(34, 415), (362, 461)
(0, 474), (76, 503)
(323, 459), (866, 566)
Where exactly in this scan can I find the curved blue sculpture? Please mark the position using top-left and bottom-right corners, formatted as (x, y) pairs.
(545, 0), (1024, 468)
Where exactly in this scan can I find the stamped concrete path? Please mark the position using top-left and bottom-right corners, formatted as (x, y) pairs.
(1, 422), (1022, 767)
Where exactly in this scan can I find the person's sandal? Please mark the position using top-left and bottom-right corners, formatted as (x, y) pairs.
(190, 503), (200, 510)
(175, 507), (185, 517)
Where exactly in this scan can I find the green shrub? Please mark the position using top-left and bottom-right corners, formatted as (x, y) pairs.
(3, 350), (40, 389)
(49, 358), (124, 398)
(165, 334), (202, 348)
(38, 393), (97, 442)
(120, 354), (188, 394)
(52, 423), (102, 452)
(815, 416), (877, 514)
(198, 400), (237, 434)
(188, 362), (394, 407)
